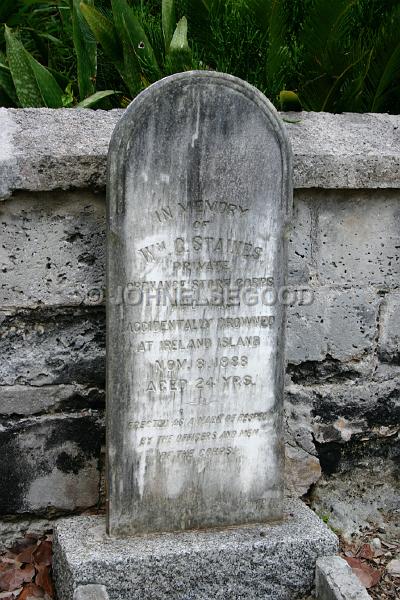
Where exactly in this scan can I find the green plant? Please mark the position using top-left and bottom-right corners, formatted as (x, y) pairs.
(0, 0), (399, 113)
(267, 0), (400, 112)
(79, 0), (192, 97)
(183, 0), (270, 91)
(1, 1), (116, 107)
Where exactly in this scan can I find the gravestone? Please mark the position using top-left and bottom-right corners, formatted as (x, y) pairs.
(54, 72), (338, 600)
(107, 70), (291, 536)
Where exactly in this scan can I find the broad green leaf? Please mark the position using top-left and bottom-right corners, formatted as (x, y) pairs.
(5, 25), (64, 108)
(166, 16), (192, 73)
(77, 89), (117, 108)
(5, 25), (43, 107)
(169, 16), (190, 53)
(27, 53), (65, 107)
(162, 0), (176, 52)
(112, 0), (161, 82)
(71, 0), (97, 100)
(47, 67), (70, 89)
(80, 2), (122, 64)
(111, 0), (142, 96)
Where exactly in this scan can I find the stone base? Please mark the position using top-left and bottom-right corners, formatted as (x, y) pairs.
(316, 556), (372, 600)
(53, 499), (338, 600)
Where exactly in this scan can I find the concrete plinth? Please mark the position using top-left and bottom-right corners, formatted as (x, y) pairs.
(53, 499), (338, 600)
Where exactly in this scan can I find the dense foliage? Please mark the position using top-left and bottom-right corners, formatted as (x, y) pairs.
(0, 0), (399, 112)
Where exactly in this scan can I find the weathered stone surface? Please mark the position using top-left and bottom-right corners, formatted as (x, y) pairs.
(0, 308), (105, 386)
(0, 191), (105, 309)
(378, 291), (400, 363)
(287, 288), (380, 364)
(0, 384), (104, 416)
(0, 299), (395, 513)
(53, 499), (338, 600)
(0, 107), (120, 199)
(310, 449), (400, 541)
(74, 585), (110, 600)
(316, 556), (371, 600)
(285, 443), (321, 497)
(315, 190), (400, 288)
(0, 516), (54, 552)
(0, 414), (103, 515)
(2, 189), (399, 311)
(284, 366), (400, 497)
(107, 72), (292, 535)
(0, 189), (310, 308)
(286, 111), (400, 189)
(288, 373), (400, 443)
(1, 108), (399, 199)
(287, 194), (314, 285)
(0, 106), (398, 531)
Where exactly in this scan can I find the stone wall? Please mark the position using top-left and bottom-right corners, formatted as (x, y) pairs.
(0, 108), (399, 541)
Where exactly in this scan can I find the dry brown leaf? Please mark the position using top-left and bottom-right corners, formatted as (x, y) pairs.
(8, 541), (33, 557)
(0, 561), (19, 568)
(31, 544), (51, 569)
(357, 543), (375, 559)
(15, 547), (36, 566)
(345, 557), (381, 589)
(35, 567), (53, 599)
(0, 565), (35, 593)
(17, 583), (44, 599)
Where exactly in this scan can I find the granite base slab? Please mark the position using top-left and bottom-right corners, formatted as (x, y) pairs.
(53, 499), (338, 600)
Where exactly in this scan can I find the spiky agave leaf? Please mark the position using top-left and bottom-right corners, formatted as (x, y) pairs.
(5, 25), (64, 108)
(5, 25), (43, 107)
(111, 0), (143, 96)
(76, 89), (117, 107)
(70, 0), (97, 100)
(165, 16), (192, 73)
(162, 0), (176, 53)
(27, 53), (65, 107)
(80, 2), (122, 65)
(111, 0), (161, 90)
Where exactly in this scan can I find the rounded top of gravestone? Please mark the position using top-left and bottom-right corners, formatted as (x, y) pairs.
(108, 71), (292, 220)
